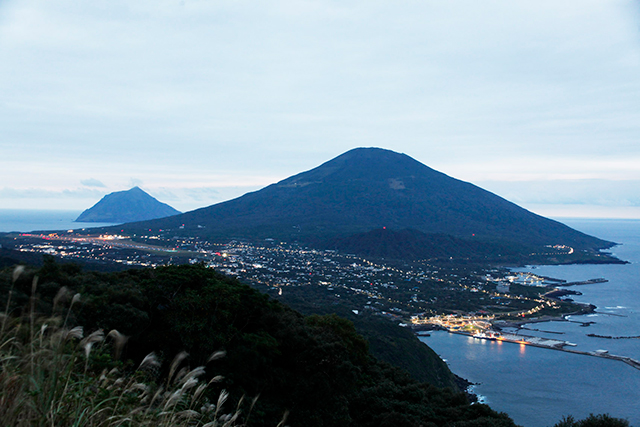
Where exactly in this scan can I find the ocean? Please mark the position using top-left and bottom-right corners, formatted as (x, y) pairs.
(420, 218), (640, 426)
(0, 209), (119, 233)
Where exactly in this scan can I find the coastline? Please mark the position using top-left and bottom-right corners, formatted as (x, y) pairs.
(418, 219), (640, 426)
(448, 329), (640, 370)
(415, 269), (640, 372)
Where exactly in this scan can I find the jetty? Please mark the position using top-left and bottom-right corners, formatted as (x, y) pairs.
(446, 330), (640, 371)
(562, 278), (608, 286)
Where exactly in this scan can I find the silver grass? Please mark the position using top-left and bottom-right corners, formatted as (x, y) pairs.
(65, 326), (84, 340)
(180, 377), (199, 391)
(207, 350), (226, 362)
(52, 286), (70, 311)
(127, 382), (148, 393)
(174, 366), (189, 385)
(192, 383), (208, 403)
(163, 389), (184, 411)
(209, 375), (224, 384)
(12, 265), (25, 283)
(176, 409), (200, 419)
(276, 410), (290, 427)
(107, 329), (129, 360)
(138, 352), (160, 371)
(200, 402), (215, 414)
(222, 411), (240, 427)
(168, 351), (189, 384)
(216, 389), (229, 410)
(109, 416), (132, 426)
(146, 384), (165, 410)
(181, 366), (206, 385)
(2, 266), (23, 336)
(80, 329), (105, 359)
(63, 293), (81, 327)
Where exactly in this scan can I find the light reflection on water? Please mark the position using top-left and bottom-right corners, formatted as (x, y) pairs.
(519, 343), (526, 356)
(421, 331), (640, 427)
(420, 219), (640, 427)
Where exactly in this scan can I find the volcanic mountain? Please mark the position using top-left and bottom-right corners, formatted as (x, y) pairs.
(115, 148), (613, 261)
(76, 187), (180, 223)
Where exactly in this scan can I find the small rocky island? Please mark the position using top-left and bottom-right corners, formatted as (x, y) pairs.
(75, 186), (181, 224)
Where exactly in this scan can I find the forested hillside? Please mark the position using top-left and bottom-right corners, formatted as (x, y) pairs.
(0, 259), (518, 426)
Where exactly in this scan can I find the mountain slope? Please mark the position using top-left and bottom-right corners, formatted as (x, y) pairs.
(1, 262), (518, 427)
(117, 148), (612, 255)
(325, 228), (527, 261)
(76, 186), (180, 223)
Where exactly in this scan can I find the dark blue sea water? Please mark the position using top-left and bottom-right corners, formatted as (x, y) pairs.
(0, 209), (119, 233)
(420, 218), (640, 427)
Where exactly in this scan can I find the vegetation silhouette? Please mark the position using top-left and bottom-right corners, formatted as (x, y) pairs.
(1, 260), (630, 426)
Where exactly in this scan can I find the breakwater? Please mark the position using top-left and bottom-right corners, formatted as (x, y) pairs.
(447, 330), (640, 371)
(562, 278), (608, 286)
(587, 333), (640, 340)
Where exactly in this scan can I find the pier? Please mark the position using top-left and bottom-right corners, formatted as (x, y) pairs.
(562, 278), (608, 286)
(446, 330), (640, 371)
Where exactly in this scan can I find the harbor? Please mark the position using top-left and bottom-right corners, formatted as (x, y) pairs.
(446, 329), (640, 371)
(414, 310), (640, 371)
(419, 219), (640, 426)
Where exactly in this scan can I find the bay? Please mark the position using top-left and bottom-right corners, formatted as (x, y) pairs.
(420, 218), (640, 427)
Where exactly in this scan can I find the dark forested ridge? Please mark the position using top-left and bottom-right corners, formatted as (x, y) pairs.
(76, 186), (181, 223)
(268, 285), (462, 388)
(108, 148), (613, 263)
(0, 260), (518, 427)
(323, 228), (531, 263)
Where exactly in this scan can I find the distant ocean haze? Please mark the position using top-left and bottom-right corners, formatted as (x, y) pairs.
(0, 209), (120, 233)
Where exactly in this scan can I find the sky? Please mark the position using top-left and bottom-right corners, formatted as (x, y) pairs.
(1, 0), (639, 218)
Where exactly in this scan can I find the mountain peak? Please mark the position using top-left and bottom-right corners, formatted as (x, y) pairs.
(279, 147), (440, 189)
(76, 187), (181, 224)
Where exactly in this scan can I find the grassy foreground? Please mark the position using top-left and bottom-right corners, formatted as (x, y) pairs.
(0, 261), (631, 426)
(0, 266), (260, 426)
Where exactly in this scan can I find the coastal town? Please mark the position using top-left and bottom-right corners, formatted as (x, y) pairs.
(4, 230), (639, 371)
(3, 230), (591, 320)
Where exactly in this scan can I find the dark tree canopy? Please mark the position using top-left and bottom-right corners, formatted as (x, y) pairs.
(1, 262), (519, 426)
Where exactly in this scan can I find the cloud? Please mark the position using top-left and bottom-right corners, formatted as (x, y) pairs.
(478, 179), (640, 208)
(80, 178), (106, 187)
(0, 187), (104, 199)
(184, 187), (221, 201)
(1, 1), (639, 217)
(145, 185), (260, 212)
(128, 178), (143, 188)
(148, 188), (180, 202)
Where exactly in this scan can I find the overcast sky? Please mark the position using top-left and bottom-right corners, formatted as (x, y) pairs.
(1, 0), (639, 218)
